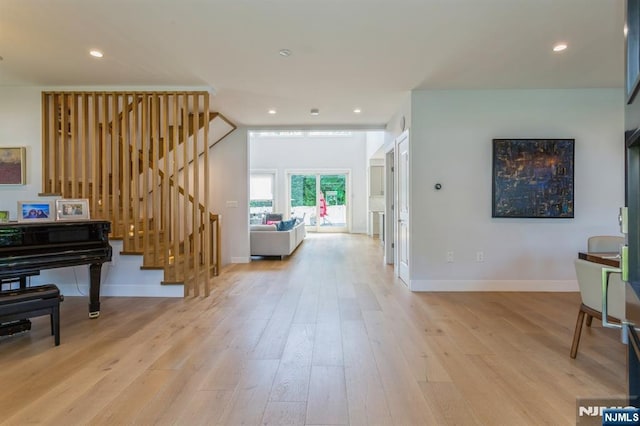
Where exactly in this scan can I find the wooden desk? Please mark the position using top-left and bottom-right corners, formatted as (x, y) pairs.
(578, 252), (620, 268)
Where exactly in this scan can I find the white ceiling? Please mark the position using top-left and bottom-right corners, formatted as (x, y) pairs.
(0, 0), (625, 128)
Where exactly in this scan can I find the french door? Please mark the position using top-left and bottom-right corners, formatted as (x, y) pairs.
(288, 172), (349, 232)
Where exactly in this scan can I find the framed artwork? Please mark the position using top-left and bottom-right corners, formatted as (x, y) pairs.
(17, 201), (54, 222)
(0, 147), (26, 185)
(0, 211), (8, 223)
(56, 199), (90, 221)
(492, 139), (574, 218)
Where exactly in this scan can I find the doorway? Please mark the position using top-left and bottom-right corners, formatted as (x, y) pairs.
(288, 171), (349, 232)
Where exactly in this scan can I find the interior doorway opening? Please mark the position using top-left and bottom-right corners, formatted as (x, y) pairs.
(248, 130), (384, 235)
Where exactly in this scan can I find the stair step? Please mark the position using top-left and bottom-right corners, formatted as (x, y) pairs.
(161, 280), (184, 286)
(140, 266), (164, 271)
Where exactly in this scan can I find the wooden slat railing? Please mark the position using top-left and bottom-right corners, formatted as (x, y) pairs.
(41, 91), (233, 296)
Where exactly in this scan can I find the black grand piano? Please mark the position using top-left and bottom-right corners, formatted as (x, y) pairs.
(0, 220), (112, 318)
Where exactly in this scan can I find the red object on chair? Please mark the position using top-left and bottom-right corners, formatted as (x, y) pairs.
(319, 194), (327, 218)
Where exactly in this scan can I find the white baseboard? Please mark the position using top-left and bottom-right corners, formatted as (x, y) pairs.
(231, 257), (250, 263)
(409, 279), (578, 292)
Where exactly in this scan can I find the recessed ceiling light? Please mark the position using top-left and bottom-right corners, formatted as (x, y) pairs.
(89, 49), (104, 58)
(279, 49), (292, 57)
(553, 43), (567, 52)
(353, 108), (361, 114)
(310, 108), (319, 116)
(268, 109), (277, 115)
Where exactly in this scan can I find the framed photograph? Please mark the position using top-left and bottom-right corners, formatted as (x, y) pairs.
(0, 147), (26, 185)
(17, 201), (54, 222)
(492, 139), (574, 218)
(0, 211), (9, 223)
(55, 198), (90, 221)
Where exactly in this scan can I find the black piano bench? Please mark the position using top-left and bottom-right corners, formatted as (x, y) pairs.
(0, 284), (63, 346)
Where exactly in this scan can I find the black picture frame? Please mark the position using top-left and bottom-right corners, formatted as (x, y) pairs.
(492, 139), (575, 218)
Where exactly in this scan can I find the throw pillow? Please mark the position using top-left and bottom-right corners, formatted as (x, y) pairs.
(277, 218), (296, 231)
(265, 213), (283, 222)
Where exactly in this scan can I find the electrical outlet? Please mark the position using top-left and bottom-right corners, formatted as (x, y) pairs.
(446, 251), (454, 263)
(476, 251), (484, 262)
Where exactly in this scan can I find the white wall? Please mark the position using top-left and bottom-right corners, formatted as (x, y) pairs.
(384, 92), (412, 152)
(366, 131), (386, 160)
(0, 87), (44, 217)
(209, 127), (250, 264)
(407, 88), (624, 291)
(250, 132), (369, 233)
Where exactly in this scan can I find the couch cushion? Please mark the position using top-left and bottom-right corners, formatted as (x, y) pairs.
(265, 213), (283, 223)
(251, 224), (277, 231)
(277, 218), (296, 231)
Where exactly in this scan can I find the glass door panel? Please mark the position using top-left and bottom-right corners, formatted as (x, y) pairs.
(319, 174), (347, 231)
(290, 174), (317, 226)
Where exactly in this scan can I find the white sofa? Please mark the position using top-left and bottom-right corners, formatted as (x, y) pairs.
(250, 221), (306, 258)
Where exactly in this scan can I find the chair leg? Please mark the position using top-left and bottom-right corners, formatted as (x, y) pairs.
(586, 314), (593, 327)
(570, 308), (586, 359)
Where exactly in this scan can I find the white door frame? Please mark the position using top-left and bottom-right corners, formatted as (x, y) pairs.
(384, 149), (394, 265)
(394, 130), (410, 286)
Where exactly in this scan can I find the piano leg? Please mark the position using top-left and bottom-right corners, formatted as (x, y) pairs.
(88, 263), (103, 319)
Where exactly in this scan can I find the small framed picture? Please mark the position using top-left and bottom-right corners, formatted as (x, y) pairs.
(17, 201), (54, 222)
(55, 198), (90, 221)
(0, 211), (9, 223)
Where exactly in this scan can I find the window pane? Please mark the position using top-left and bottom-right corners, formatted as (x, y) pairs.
(320, 175), (346, 227)
(250, 174), (274, 224)
(250, 175), (273, 200)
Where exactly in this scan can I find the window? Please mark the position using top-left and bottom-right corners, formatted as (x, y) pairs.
(250, 173), (275, 224)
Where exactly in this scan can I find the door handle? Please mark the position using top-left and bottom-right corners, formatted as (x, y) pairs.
(622, 244), (629, 282)
(601, 266), (622, 330)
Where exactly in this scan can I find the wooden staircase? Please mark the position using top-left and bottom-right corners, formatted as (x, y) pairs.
(40, 91), (236, 296)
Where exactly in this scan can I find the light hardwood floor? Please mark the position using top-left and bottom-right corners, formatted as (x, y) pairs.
(0, 233), (626, 425)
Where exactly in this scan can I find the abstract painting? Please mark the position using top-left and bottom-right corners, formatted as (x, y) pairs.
(0, 147), (26, 185)
(492, 139), (574, 218)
